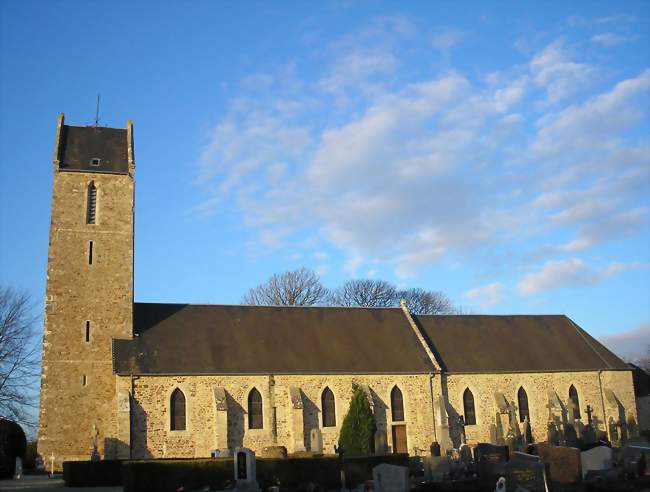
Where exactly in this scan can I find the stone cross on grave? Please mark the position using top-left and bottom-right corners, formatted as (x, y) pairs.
(566, 399), (576, 425)
(457, 416), (467, 445)
(585, 405), (594, 426)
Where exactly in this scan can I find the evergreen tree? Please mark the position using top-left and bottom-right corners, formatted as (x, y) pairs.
(338, 384), (376, 455)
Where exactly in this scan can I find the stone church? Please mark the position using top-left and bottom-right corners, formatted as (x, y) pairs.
(38, 115), (638, 469)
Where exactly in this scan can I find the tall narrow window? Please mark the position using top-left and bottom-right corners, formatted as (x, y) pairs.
(85, 321), (90, 343)
(248, 388), (263, 429)
(391, 386), (405, 422)
(88, 241), (93, 265)
(82, 374), (87, 386)
(322, 387), (336, 427)
(569, 385), (581, 420)
(463, 388), (476, 425)
(87, 182), (97, 224)
(170, 388), (186, 431)
(518, 387), (529, 423)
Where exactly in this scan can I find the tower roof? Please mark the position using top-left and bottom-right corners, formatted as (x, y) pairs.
(53, 113), (133, 174)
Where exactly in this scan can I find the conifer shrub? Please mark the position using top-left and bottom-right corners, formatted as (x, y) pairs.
(338, 384), (376, 455)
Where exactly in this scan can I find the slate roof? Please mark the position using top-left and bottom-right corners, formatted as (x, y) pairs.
(112, 304), (629, 375)
(58, 125), (129, 174)
(414, 314), (629, 373)
(113, 304), (435, 375)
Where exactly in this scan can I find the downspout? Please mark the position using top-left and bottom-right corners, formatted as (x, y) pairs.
(400, 300), (443, 447)
(429, 372), (438, 443)
(597, 370), (609, 440)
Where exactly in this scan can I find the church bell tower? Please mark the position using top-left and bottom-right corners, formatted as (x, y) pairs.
(38, 113), (135, 468)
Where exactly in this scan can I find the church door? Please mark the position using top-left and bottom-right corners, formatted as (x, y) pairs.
(392, 424), (407, 453)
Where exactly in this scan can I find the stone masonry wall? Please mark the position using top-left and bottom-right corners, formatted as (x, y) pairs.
(128, 373), (436, 459)
(445, 369), (637, 445)
(128, 370), (636, 458)
(38, 166), (133, 471)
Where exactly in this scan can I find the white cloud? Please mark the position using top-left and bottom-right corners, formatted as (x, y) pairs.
(533, 69), (650, 154)
(431, 28), (464, 53)
(529, 40), (595, 103)
(195, 20), (650, 281)
(591, 33), (630, 46)
(599, 323), (650, 362)
(517, 259), (648, 295)
(464, 282), (505, 307)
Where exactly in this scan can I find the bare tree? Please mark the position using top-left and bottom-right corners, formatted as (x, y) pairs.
(242, 268), (330, 306)
(397, 288), (453, 315)
(0, 287), (39, 428)
(330, 279), (397, 308)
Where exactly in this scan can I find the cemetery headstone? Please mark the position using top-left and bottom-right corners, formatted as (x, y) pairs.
(374, 429), (388, 455)
(234, 447), (260, 491)
(523, 417), (533, 445)
(535, 443), (581, 484)
(505, 452), (548, 492)
(309, 428), (323, 454)
(260, 446), (287, 459)
(372, 463), (410, 492)
(547, 420), (560, 446)
(495, 476), (506, 491)
(580, 445), (613, 478)
(430, 441), (441, 457)
(459, 443), (472, 467)
(564, 422), (579, 448)
(474, 443), (509, 479)
(423, 456), (450, 482)
(13, 457), (22, 480)
(495, 412), (505, 445)
(621, 443), (650, 477)
(627, 414), (639, 438)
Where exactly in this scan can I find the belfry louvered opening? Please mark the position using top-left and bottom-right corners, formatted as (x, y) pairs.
(87, 182), (97, 224)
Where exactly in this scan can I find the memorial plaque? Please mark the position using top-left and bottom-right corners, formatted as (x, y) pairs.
(505, 452), (548, 492)
(536, 443), (581, 484)
(474, 443), (509, 478)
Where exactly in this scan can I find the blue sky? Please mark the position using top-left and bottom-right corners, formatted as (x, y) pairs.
(1, 1), (649, 360)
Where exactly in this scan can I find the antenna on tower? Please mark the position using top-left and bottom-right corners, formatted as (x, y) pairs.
(94, 94), (101, 127)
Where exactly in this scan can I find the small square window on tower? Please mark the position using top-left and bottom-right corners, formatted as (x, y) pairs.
(90, 158), (101, 167)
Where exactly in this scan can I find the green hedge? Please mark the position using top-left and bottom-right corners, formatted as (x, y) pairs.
(121, 454), (409, 492)
(63, 460), (123, 487)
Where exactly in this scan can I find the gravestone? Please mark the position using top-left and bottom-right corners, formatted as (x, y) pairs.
(564, 422), (579, 448)
(459, 443), (472, 467)
(430, 441), (441, 457)
(423, 456), (450, 482)
(260, 446), (287, 458)
(309, 428), (323, 454)
(523, 417), (533, 445)
(505, 452), (548, 492)
(372, 463), (410, 492)
(536, 443), (581, 484)
(547, 420), (560, 446)
(474, 443), (509, 479)
(374, 429), (388, 454)
(13, 457), (22, 480)
(234, 447), (260, 491)
(580, 445), (613, 478)
(621, 443), (650, 477)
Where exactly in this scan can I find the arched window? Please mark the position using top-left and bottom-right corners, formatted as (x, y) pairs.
(569, 385), (581, 420)
(518, 387), (529, 423)
(463, 388), (476, 425)
(391, 386), (405, 422)
(86, 182), (97, 224)
(248, 388), (263, 429)
(322, 387), (336, 427)
(170, 388), (186, 431)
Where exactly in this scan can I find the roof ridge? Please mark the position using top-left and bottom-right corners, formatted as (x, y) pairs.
(565, 317), (613, 370)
